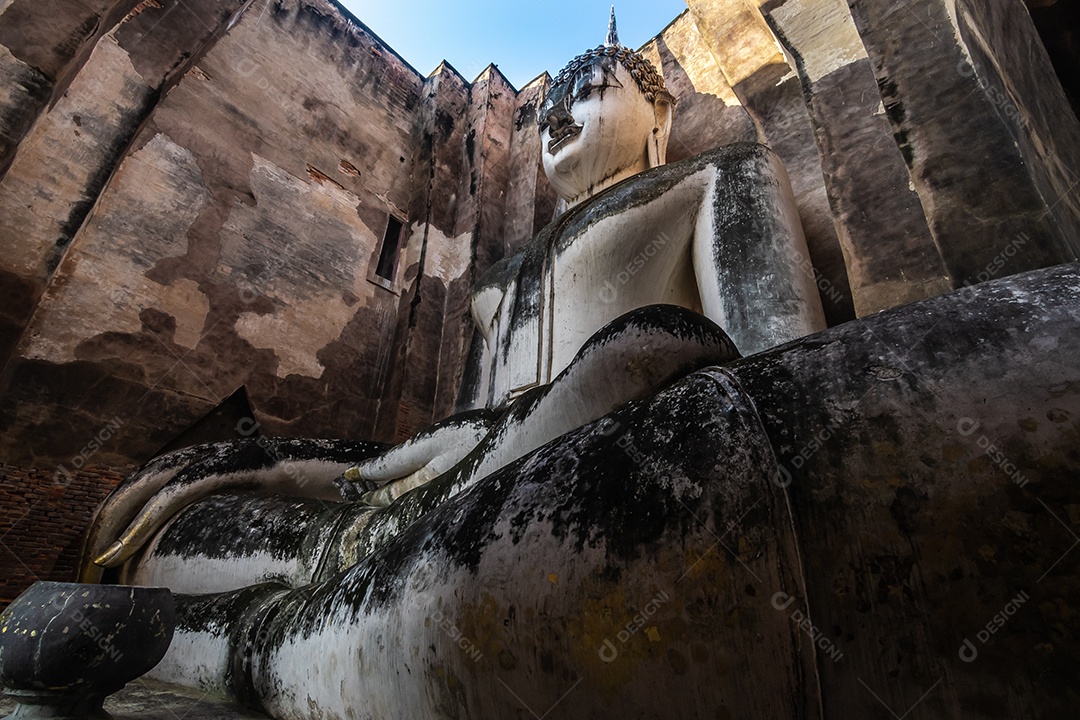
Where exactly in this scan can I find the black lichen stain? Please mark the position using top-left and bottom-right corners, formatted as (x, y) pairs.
(174, 582), (286, 635)
(154, 492), (332, 562)
(888, 485), (928, 533)
(876, 77), (914, 167)
(159, 437), (383, 489)
(464, 128), (476, 164)
(435, 109), (455, 140)
(465, 129), (478, 195)
(513, 96), (538, 130)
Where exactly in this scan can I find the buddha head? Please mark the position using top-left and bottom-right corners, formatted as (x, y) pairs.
(538, 9), (674, 209)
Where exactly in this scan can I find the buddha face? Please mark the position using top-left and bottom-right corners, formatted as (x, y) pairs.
(539, 55), (669, 206)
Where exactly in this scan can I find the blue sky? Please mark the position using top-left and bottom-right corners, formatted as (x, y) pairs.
(336, 1), (690, 89)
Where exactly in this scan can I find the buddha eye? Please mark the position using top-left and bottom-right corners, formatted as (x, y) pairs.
(571, 76), (591, 98)
(571, 63), (622, 101)
(571, 72), (599, 101)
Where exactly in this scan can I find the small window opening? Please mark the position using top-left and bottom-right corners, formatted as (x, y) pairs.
(375, 216), (404, 281)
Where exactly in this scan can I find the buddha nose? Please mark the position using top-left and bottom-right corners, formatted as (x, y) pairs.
(545, 102), (573, 132)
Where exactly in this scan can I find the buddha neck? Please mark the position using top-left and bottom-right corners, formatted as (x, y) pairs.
(562, 155), (650, 210)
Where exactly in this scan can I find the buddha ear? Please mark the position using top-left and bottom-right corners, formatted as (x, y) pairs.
(647, 95), (673, 168)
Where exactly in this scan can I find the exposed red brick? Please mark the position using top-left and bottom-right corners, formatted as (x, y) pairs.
(0, 463), (126, 610)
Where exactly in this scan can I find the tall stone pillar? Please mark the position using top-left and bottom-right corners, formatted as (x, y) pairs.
(846, 0), (1080, 284)
(499, 73), (557, 255)
(437, 65), (516, 420)
(0, 0), (142, 366)
(759, 0), (952, 315)
(0, 0), (142, 176)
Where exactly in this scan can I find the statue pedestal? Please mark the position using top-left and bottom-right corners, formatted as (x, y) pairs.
(0, 583), (175, 720)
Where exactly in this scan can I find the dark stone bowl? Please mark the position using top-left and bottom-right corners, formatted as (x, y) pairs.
(0, 582), (175, 719)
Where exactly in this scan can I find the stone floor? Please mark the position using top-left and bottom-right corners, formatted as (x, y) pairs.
(0, 678), (266, 719)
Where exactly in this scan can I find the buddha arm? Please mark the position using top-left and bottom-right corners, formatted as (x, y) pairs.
(692, 143), (827, 355)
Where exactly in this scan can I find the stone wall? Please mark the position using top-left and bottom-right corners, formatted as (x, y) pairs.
(747, 0), (1080, 313)
(0, 0), (535, 597)
(0, 0), (490, 470)
(0, 0), (248, 374)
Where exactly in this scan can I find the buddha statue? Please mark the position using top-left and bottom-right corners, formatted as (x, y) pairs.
(78, 13), (828, 716)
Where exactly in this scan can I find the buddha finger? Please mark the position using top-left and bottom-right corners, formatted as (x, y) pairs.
(352, 410), (497, 484)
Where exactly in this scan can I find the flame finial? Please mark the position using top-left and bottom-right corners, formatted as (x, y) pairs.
(606, 6), (619, 47)
(550, 6), (672, 105)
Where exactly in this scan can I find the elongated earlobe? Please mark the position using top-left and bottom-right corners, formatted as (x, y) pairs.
(647, 97), (674, 168)
(647, 128), (666, 168)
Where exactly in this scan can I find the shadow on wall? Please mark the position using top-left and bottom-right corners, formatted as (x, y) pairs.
(653, 35), (759, 163)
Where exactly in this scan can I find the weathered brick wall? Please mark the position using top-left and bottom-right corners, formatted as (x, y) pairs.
(0, 463), (126, 609)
